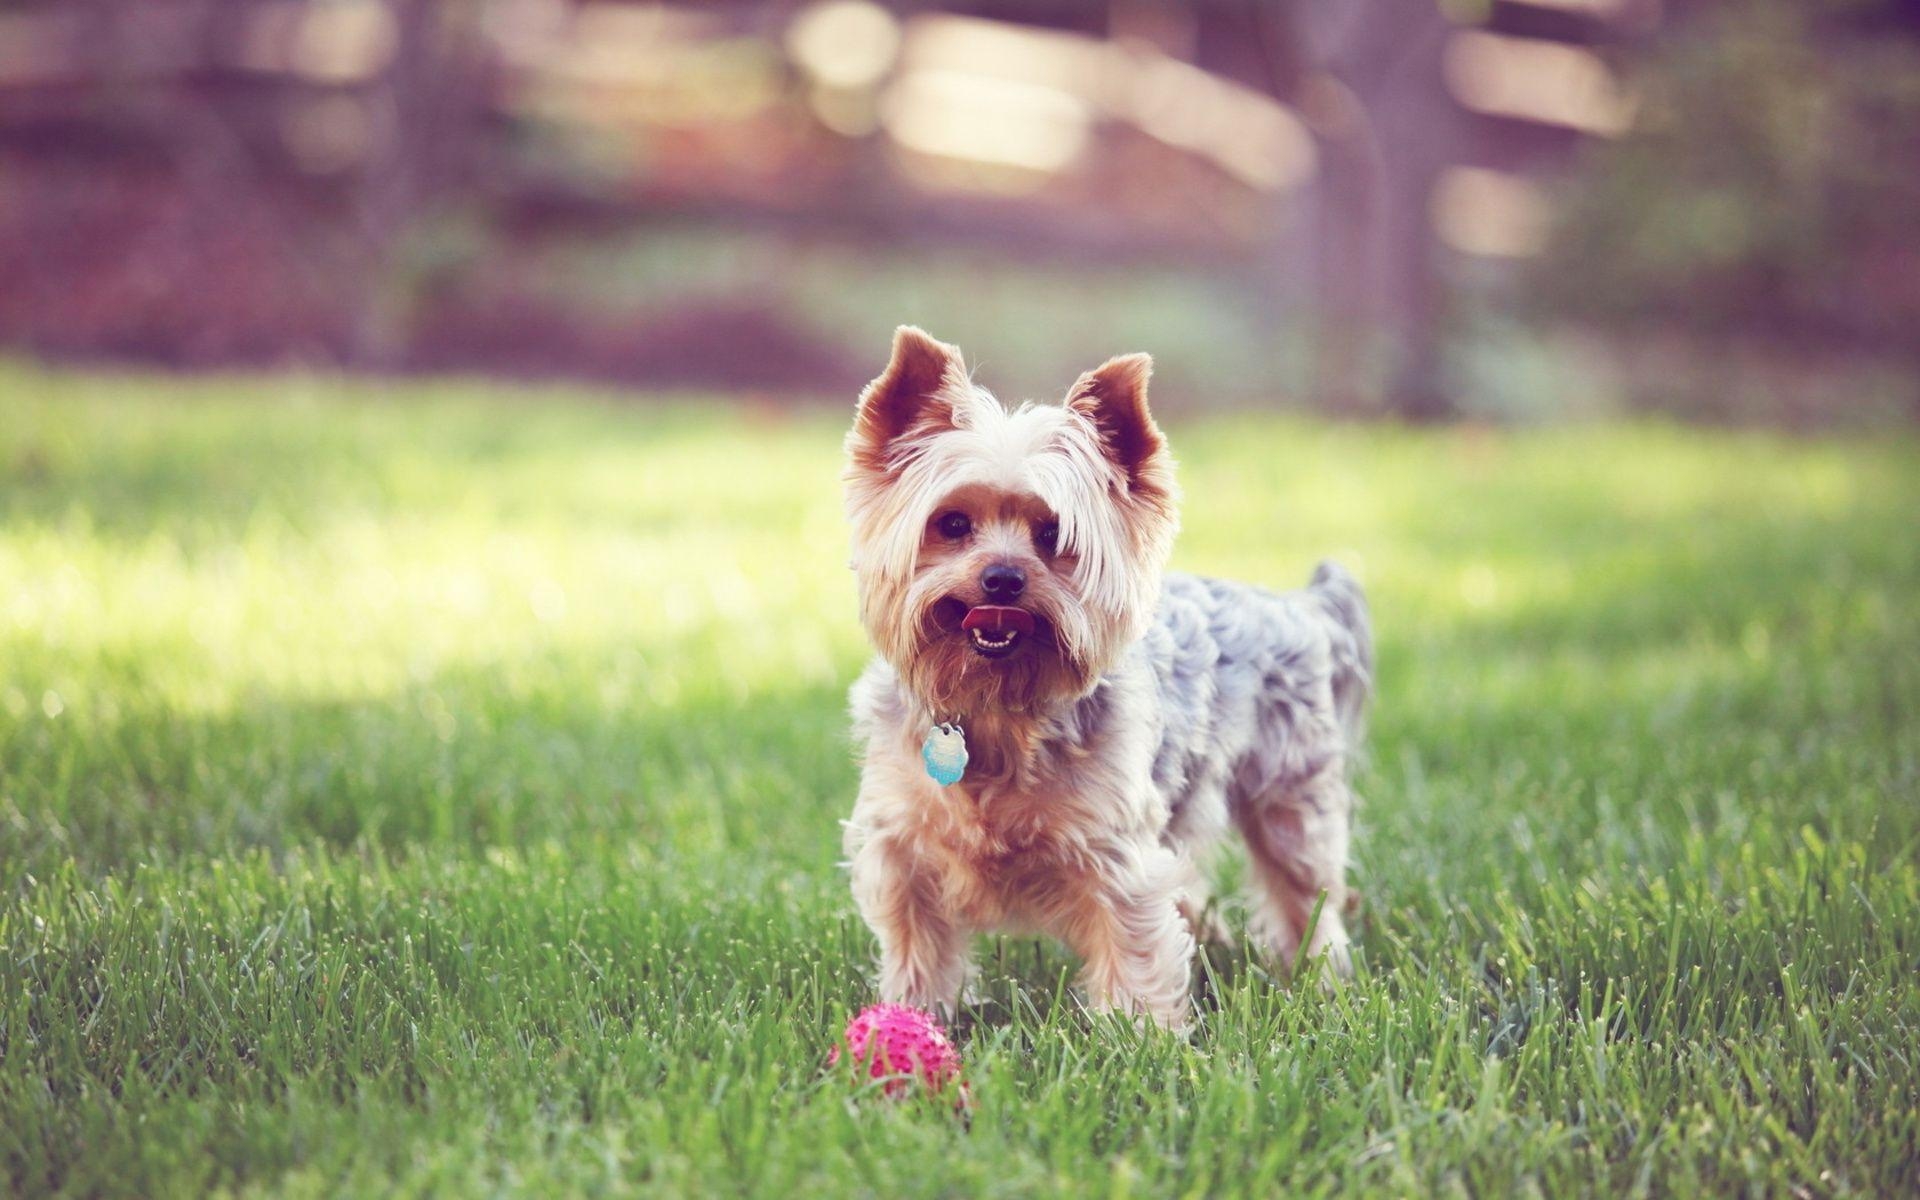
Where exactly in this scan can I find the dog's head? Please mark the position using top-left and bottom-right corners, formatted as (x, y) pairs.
(843, 326), (1179, 714)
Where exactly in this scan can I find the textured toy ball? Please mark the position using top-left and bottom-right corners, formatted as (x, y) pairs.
(829, 1003), (964, 1098)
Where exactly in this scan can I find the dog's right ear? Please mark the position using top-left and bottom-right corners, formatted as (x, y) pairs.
(849, 326), (967, 468)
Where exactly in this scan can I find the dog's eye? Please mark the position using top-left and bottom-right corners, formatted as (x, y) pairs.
(1035, 520), (1059, 556)
(934, 511), (972, 540)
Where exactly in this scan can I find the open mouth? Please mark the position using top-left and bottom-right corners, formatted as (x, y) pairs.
(968, 627), (1020, 657)
(960, 604), (1035, 660)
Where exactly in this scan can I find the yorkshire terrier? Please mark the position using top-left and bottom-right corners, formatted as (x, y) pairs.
(841, 327), (1372, 1031)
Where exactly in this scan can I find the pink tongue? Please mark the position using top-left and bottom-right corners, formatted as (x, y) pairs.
(962, 606), (1035, 635)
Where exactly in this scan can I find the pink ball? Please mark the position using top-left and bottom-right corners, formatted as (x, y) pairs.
(829, 1003), (964, 1097)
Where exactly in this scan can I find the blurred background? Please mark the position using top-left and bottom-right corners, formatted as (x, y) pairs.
(1, 0), (1916, 423)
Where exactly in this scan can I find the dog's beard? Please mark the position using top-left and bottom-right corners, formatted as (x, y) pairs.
(865, 582), (1106, 716)
(920, 606), (1081, 716)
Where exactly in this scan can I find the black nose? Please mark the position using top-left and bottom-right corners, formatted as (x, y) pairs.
(980, 563), (1026, 603)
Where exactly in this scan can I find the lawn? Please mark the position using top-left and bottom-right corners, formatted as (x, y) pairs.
(2, 361), (1917, 1197)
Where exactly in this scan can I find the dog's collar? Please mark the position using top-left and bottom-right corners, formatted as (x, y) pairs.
(921, 721), (968, 786)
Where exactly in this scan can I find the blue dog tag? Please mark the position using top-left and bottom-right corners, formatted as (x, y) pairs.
(922, 722), (968, 786)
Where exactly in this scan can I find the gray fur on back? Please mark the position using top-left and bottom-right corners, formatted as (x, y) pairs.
(1127, 562), (1372, 846)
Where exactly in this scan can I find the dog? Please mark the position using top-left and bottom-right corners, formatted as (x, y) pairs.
(841, 326), (1371, 1030)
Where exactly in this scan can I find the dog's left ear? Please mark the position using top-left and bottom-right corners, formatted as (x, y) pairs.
(1066, 353), (1167, 491)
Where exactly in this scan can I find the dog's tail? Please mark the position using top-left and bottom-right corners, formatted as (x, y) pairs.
(1308, 560), (1372, 747)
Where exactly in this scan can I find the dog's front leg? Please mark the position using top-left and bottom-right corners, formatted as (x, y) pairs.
(1057, 844), (1196, 1032)
(848, 833), (974, 1016)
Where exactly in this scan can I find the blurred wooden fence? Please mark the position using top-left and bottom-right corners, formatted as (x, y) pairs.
(0, 0), (1661, 411)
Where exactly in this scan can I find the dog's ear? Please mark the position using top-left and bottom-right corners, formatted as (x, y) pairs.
(849, 326), (967, 468)
(1066, 353), (1167, 492)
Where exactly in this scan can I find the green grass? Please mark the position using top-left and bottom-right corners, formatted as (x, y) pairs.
(2, 360), (1917, 1197)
